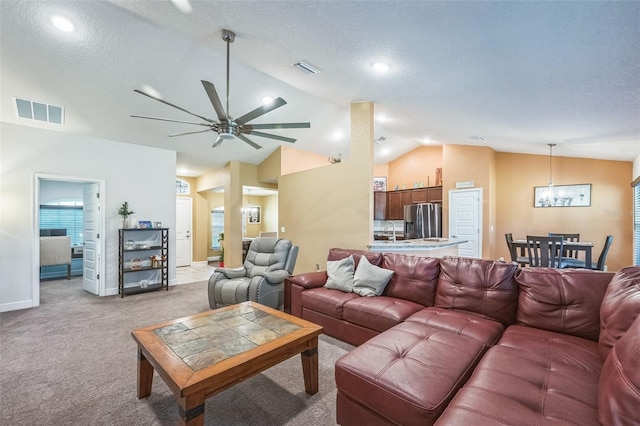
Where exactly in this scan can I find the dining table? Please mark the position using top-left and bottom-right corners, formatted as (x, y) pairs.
(512, 239), (594, 269)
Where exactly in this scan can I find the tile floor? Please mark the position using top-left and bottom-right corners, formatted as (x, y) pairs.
(176, 262), (217, 285)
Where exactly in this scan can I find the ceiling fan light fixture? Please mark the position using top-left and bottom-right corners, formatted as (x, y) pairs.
(293, 61), (321, 74)
(219, 132), (235, 140)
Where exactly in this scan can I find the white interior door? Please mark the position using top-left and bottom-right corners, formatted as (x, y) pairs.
(176, 197), (192, 267)
(82, 183), (100, 294)
(449, 188), (482, 258)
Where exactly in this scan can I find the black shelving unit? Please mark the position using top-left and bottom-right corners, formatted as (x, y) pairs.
(118, 228), (169, 297)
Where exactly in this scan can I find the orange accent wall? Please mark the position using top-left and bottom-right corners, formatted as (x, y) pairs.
(495, 152), (632, 271)
(388, 146), (443, 190)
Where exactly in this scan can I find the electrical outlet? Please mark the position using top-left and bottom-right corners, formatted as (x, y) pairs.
(280, 226), (285, 233)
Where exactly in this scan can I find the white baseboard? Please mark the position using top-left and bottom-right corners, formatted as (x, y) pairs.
(207, 256), (221, 262)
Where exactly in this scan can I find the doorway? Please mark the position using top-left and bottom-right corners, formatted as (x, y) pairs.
(34, 174), (106, 305)
(448, 188), (483, 258)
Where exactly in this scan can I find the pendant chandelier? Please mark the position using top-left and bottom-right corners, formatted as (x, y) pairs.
(545, 143), (556, 206)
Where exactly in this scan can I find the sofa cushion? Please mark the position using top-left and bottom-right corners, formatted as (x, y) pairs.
(435, 324), (602, 426)
(328, 248), (383, 267)
(381, 253), (440, 306)
(335, 321), (486, 425)
(352, 256), (394, 297)
(599, 266), (640, 359)
(300, 287), (359, 319)
(325, 255), (355, 292)
(435, 257), (518, 325)
(516, 267), (612, 341)
(343, 296), (425, 333)
(599, 315), (640, 425)
(404, 307), (504, 346)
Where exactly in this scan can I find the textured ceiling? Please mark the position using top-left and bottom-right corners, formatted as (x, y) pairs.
(1, 0), (639, 176)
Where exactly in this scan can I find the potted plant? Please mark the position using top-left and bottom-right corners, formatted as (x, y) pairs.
(118, 201), (135, 228)
(218, 232), (224, 267)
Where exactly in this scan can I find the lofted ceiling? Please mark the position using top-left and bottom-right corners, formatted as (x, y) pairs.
(1, 0), (639, 177)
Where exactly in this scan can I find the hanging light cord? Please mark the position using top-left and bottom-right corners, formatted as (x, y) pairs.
(548, 143), (556, 186)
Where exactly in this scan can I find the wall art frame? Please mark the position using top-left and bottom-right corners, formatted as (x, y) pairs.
(373, 177), (387, 192)
(534, 183), (591, 208)
(247, 206), (261, 224)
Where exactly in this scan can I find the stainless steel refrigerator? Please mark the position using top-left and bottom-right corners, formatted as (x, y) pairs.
(404, 203), (442, 239)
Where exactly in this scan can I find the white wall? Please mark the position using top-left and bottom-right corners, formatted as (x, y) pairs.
(0, 123), (177, 312)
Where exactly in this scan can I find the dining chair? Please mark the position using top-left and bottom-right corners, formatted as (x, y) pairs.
(548, 233), (580, 259)
(505, 233), (528, 266)
(526, 235), (565, 267)
(561, 235), (613, 271)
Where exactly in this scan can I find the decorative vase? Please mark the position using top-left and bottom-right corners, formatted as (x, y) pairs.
(122, 218), (130, 229)
(129, 215), (139, 229)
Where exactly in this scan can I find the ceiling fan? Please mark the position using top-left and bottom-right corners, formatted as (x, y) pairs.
(131, 29), (310, 149)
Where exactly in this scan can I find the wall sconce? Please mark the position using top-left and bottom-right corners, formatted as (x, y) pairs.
(328, 153), (342, 164)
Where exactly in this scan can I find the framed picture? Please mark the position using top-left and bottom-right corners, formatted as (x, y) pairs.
(138, 220), (153, 229)
(247, 206), (261, 224)
(153, 222), (162, 228)
(534, 183), (591, 207)
(373, 177), (387, 192)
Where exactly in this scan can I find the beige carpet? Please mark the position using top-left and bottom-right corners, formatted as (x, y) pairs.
(0, 278), (353, 425)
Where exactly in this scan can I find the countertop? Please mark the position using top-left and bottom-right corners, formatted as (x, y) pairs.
(368, 238), (468, 251)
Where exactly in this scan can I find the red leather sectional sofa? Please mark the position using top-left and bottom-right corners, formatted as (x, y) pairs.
(284, 248), (640, 425)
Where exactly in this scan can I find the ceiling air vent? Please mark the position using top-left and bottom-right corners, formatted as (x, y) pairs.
(14, 97), (64, 125)
(293, 61), (321, 74)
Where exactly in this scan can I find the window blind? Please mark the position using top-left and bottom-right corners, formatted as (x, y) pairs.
(39, 206), (83, 246)
(635, 183), (640, 265)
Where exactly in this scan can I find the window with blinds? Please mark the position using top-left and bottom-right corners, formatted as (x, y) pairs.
(211, 209), (224, 249)
(635, 183), (640, 265)
(39, 206), (83, 246)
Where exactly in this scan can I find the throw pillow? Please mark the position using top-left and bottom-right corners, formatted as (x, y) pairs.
(325, 255), (355, 292)
(352, 255), (394, 297)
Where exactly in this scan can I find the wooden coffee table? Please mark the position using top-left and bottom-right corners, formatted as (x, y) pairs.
(131, 301), (323, 425)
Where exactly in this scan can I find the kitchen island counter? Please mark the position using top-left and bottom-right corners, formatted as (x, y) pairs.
(367, 238), (468, 257)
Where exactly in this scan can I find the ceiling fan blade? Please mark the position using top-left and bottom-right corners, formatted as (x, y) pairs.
(134, 89), (214, 123)
(201, 80), (228, 124)
(212, 136), (224, 148)
(246, 130), (297, 143)
(245, 122), (311, 130)
(237, 134), (263, 150)
(168, 129), (212, 137)
(234, 97), (287, 126)
(130, 114), (211, 127)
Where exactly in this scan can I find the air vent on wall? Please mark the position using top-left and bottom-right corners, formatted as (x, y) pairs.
(14, 97), (64, 124)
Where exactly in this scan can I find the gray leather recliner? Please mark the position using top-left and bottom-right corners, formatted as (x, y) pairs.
(208, 237), (298, 310)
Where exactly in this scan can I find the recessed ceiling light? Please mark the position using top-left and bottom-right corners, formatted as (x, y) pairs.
(375, 114), (388, 122)
(372, 62), (389, 73)
(261, 96), (274, 105)
(332, 130), (344, 140)
(170, 0), (193, 14)
(51, 15), (74, 33)
(422, 137), (433, 145)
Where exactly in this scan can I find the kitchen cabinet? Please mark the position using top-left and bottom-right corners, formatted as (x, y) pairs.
(428, 186), (443, 202)
(411, 188), (428, 203)
(387, 190), (412, 220)
(381, 186), (444, 220)
(118, 228), (169, 297)
(374, 191), (387, 220)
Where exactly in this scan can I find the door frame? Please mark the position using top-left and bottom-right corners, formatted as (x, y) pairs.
(33, 173), (107, 305)
(448, 188), (483, 258)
